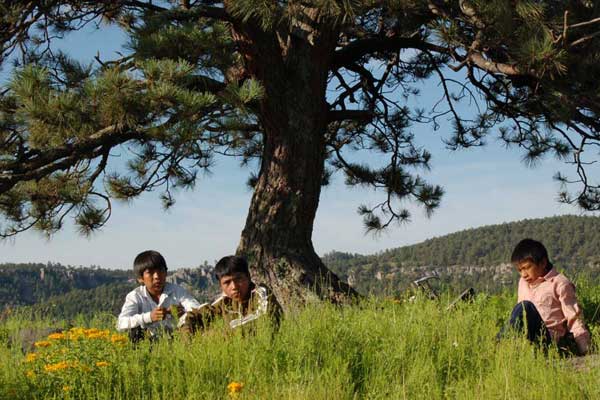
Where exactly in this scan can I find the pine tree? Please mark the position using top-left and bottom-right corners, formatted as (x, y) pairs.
(1, 1), (599, 305)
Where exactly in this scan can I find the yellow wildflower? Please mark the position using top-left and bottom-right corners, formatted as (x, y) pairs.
(25, 370), (36, 378)
(68, 327), (85, 340)
(48, 332), (65, 340)
(95, 361), (110, 367)
(34, 340), (51, 348)
(227, 381), (244, 394)
(25, 353), (37, 362)
(110, 334), (127, 345)
(44, 361), (70, 372)
(63, 385), (71, 392)
(85, 329), (109, 339)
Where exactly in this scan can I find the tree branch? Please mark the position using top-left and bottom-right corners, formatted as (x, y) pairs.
(183, 74), (227, 94)
(328, 110), (374, 123)
(467, 52), (524, 76)
(332, 36), (449, 70)
(0, 125), (145, 193)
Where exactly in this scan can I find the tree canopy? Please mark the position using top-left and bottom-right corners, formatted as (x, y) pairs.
(1, 1), (599, 304)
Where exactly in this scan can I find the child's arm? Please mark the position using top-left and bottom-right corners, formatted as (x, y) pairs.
(173, 285), (203, 311)
(177, 303), (215, 335)
(557, 281), (591, 355)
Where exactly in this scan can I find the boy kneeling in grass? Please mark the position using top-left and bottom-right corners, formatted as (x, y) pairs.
(117, 250), (202, 342)
(499, 239), (591, 355)
(179, 255), (281, 335)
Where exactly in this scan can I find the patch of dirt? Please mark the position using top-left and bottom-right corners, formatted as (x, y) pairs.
(567, 354), (600, 372)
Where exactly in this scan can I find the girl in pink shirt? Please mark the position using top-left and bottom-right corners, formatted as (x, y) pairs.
(500, 239), (591, 355)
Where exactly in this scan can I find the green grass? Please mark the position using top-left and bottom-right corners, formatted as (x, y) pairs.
(1, 291), (599, 400)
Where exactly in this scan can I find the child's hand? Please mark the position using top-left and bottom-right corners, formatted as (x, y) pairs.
(150, 307), (167, 322)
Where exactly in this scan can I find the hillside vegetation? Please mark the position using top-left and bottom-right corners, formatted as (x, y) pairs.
(325, 215), (600, 295)
(1, 263), (217, 320)
(3, 216), (600, 398)
(0, 263), (129, 308)
(4, 215), (600, 315)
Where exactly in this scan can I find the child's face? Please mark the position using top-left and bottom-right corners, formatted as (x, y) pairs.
(138, 267), (167, 298)
(219, 272), (251, 302)
(516, 259), (547, 284)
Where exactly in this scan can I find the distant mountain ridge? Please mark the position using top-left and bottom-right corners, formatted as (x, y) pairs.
(324, 215), (600, 295)
(0, 262), (129, 308)
(0, 262), (218, 320)
(3, 215), (600, 317)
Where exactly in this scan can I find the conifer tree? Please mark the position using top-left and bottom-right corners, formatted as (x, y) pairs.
(1, 1), (599, 305)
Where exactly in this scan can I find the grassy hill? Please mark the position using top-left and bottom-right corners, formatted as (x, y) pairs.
(2, 293), (600, 400)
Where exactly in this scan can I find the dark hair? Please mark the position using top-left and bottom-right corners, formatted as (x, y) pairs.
(133, 250), (167, 278)
(214, 255), (250, 281)
(511, 239), (550, 266)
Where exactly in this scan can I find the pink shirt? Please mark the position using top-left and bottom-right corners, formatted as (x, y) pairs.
(518, 268), (591, 354)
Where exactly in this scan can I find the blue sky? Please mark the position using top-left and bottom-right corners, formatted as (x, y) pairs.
(1, 23), (591, 269)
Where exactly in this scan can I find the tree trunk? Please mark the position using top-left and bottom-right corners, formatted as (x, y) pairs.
(233, 20), (358, 308)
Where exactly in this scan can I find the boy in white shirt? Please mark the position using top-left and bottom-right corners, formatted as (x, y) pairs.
(117, 250), (202, 342)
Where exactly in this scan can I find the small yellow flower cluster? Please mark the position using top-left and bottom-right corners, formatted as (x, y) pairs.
(66, 327), (85, 340)
(48, 332), (66, 340)
(227, 381), (244, 394)
(44, 361), (73, 373)
(23, 325), (126, 396)
(85, 329), (110, 340)
(65, 327), (111, 340)
(110, 333), (127, 345)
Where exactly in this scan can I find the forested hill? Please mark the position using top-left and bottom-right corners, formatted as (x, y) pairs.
(0, 262), (218, 319)
(324, 215), (600, 295)
(4, 215), (600, 315)
(0, 262), (129, 308)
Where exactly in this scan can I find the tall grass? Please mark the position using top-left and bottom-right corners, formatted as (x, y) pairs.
(1, 293), (598, 399)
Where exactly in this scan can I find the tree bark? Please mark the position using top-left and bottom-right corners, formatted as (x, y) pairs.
(233, 19), (358, 308)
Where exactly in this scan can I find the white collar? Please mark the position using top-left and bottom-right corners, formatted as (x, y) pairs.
(142, 283), (172, 306)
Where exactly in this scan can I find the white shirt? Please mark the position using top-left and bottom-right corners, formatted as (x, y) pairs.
(117, 282), (202, 336)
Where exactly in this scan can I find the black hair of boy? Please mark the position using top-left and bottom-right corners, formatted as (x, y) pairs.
(214, 255), (250, 281)
(133, 250), (167, 278)
(510, 239), (549, 265)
